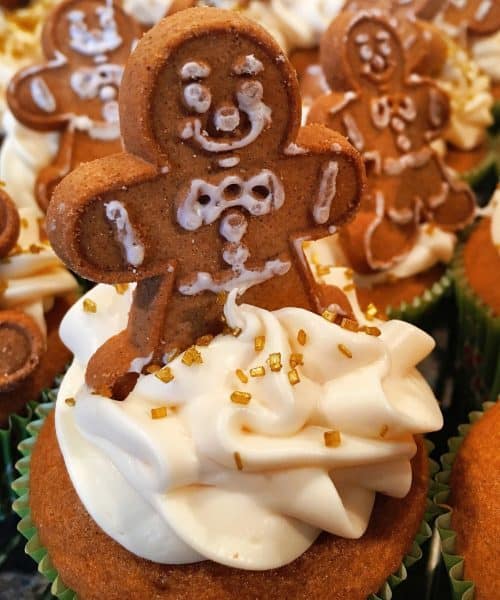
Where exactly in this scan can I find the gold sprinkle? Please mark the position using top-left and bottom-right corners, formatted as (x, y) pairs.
(324, 430), (341, 448)
(250, 366), (266, 378)
(155, 365), (175, 383)
(365, 303), (378, 321)
(341, 318), (359, 332)
(146, 364), (161, 374)
(231, 327), (242, 338)
(343, 283), (355, 292)
(364, 326), (382, 337)
(289, 353), (304, 368)
(94, 386), (112, 398)
(29, 243), (43, 254)
(322, 309), (337, 323)
(231, 391), (252, 405)
(254, 335), (266, 352)
(114, 283), (129, 295)
(297, 329), (307, 346)
(196, 334), (214, 347)
(316, 264), (331, 277)
(338, 344), (353, 358)
(236, 369), (248, 384)
(380, 424), (389, 438)
(268, 352), (283, 372)
(288, 368), (300, 386)
(65, 397), (76, 407)
(182, 347), (203, 366)
(151, 406), (168, 420)
(234, 451), (244, 471)
(83, 299), (97, 313)
(20, 218), (28, 229)
(216, 291), (229, 306)
(344, 268), (354, 280)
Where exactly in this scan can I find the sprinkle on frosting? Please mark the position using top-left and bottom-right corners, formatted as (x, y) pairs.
(289, 353), (304, 368)
(316, 264), (331, 277)
(380, 424), (389, 438)
(114, 283), (129, 295)
(154, 366), (174, 384)
(254, 335), (266, 352)
(338, 344), (353, 359)
(288, 369), (300, 386)
(365, 303), (378, 321)
(297, 329), (307, 345)
(340, 317), (359, 333)
(182, 347), (203, 366)
(322, 309), (337, 323)
(64, 397), (76, 407)
(236, 369), (248, 384)
(233, 451), (244, 471)
(231, 391), (252, 406)
(196, 335), (214, 347)
(267, 352), (282, 372)
(324, 430), (341, 448)
(83, 299), (97, 313)
(250, 366), (266, 378)
(151, 406), (168, 420)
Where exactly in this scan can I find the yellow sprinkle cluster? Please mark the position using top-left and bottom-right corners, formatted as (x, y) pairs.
(154, 365), (174, 384)
(83, 299), (97, 313)
(182, 347), (203, 366)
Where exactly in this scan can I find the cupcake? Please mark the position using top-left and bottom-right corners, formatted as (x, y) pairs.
(435, 401), (500, 600)
(5, 0), (142, 211)
(453, 186), (500, 408)
(15, 7), (443, 598)
(307, 11), (476, 324)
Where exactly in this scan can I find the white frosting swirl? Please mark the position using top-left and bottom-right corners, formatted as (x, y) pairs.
(436, 37), (493, 150)
(488, 187), (500, 250)
(471, 31), (500, 83)
(56, 277), (442, 570)
(122, 0), (174, 26)
(304, 225), (456, 286)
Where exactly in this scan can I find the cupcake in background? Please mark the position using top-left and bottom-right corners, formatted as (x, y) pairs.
(453, 186), (500, 408)
(6, 0), (142, 211)
(307, 11), (476, 325)
(0, 0), (59, 135)
(435, 401), (500, 600)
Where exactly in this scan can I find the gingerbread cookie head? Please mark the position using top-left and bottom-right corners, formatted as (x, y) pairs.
(438, 0), (500, 37)
(7, 0), (142, 130)
(119, 7), (302, 171)
(47, 7), (365, 395)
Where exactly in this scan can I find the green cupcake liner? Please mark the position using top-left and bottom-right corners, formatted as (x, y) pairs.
(11, 399), (441, 600)
(452, 235), (500, 409)
(433, 401), (496, 600)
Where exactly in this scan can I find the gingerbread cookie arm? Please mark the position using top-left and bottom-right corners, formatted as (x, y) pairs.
(47, 153), (164, 283)
(441, 0), (500, 36)
(7, 60), (73, 131)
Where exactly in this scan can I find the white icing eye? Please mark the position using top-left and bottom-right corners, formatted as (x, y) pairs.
(180, 61), (211, 81)
(359, 44), (373, 62)
(378, 41), (392, 57)
(183, 83), (211, 114)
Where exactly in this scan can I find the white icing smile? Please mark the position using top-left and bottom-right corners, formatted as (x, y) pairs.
(67, 2), (123, 61)
(179, 56), (272, 153)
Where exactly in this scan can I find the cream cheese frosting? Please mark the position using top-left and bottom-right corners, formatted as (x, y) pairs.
(304, 225), (456, 287)
(471, 31), (500, 84)
(436, 36), (493, 150)
(56, 271), (442, 570)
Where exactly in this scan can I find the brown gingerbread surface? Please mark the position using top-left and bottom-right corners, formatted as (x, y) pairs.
(450, 401), (500, 600)
(30, 412), (429, 600)
(463, 218), (500, 317)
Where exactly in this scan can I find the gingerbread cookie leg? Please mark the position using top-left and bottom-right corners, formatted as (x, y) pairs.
(87, 273), (175, 399)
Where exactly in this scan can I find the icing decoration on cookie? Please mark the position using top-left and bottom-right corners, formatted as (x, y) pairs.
(343, 0), (448, 77)
(7, 0), (142, 211)
(46, 7), (365, 398)
(0, 188), (45, 391)
(437, 0), (500, 38)
(308, 12), (475, 274)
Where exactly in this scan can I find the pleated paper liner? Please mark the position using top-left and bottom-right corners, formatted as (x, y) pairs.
(12, 400), (440, 600)
(434, 402), (497, 600)
(452, 236), (500, 410)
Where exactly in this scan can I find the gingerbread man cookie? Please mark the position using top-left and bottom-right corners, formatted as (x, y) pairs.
(308, 12), (475, 274)
(47, 7), (365, 398)
(343, 0), (448, 77)
(437, 0), (500, 37)
(7, 0), (142, 211)
(0, 189), (45, 391)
